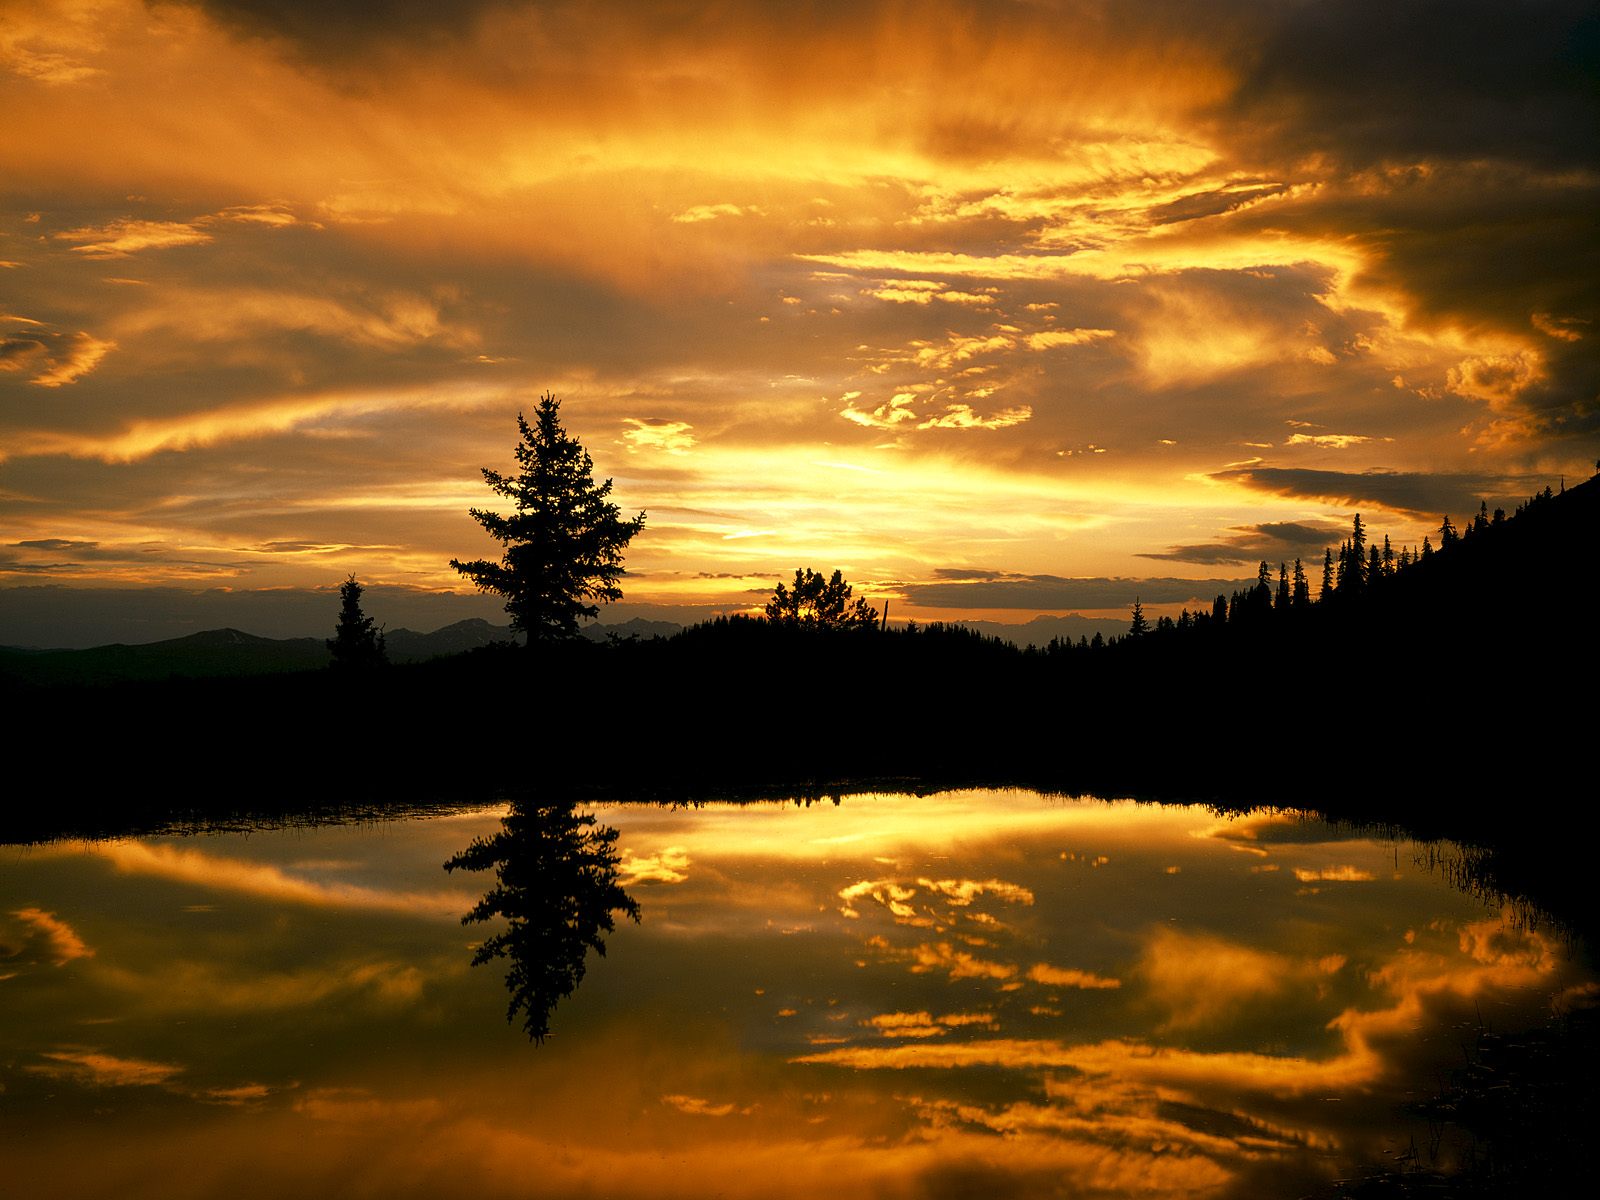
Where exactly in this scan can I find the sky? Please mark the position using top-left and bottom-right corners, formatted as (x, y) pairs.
(3, 0), (1596, 643)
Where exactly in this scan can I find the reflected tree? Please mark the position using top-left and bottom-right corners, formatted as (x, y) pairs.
(445, 798), (640, 1041)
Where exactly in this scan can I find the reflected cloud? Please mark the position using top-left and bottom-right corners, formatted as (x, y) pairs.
(909, 941), (1016, 982)
(27, 1046), (183, 1088)
(3, 906), (93, 966)
(1292, 866), (1376, 883)
(1138, 929), (1296, 1031)
(86, 840), (471, 917)
(1026, 964), (1121, 991)
(1, 794), (1591, 1199)
(619, 845), (690, 885)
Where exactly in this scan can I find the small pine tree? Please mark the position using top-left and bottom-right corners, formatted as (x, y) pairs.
(328, 574), (386, 669)
(1128, 597), (1149, 638)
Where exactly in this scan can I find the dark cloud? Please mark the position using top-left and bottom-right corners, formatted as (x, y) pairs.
(0, 538), (248, 577)
(1210, 1), (1600, 439)
(901, 573), (1255, 612)
(0, 335), (48, 364)
(1227, 0), (1600, 171)
(1149, 182), (1291, 227)
(184, 1), (514, 58)
(1139, 520), (1347, 566)
(1209, 467), (1544, 519)
(15, 538), (97, 551)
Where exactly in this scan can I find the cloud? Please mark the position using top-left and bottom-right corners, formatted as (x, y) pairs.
(915, 403), (1032, 431)
(1283, 433), (1373, 450)
(1, 319), (114, 388)
(1137, 929), (1296, 1031)
(56, 219), (214, 258)
(27, 1047), (184, 1088)
(1026, 964), (1121, 990)
(900, 573), (1258, 611)
(861, 280), (996, 307)
(909, 941), (1016, 981)
(864, 1010), (999, 1039)
(87, 840), (471, 918)
(1138, 520), (1347, 566)
(3, 907), (94, 966)
(619, 846), (689, 885)
(660, 1093), (744, 1116)
(1209, 466), (1538, 518)
(622, 418), (696, 455)
(671, 204), (763, 224)
(1226, 0), (1599, 172)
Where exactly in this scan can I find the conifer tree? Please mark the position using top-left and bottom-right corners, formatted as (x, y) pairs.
(1292, 558), (1310, 609)
(1347, 514), (1367, 593)
(328, 574), (386, 669)
(451, 395), (646, 641)
(1128, 597), (1149, 638)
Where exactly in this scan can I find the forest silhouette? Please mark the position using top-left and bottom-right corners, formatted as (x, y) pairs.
(3, 475), (1595, 889)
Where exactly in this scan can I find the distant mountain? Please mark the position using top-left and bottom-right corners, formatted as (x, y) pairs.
(0, 627), (328, 686)
(0, 615), (691, 684)
(385, 618), (516, 661)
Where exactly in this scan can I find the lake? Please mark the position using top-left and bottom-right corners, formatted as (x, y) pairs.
(2, 790), (1591, 1198)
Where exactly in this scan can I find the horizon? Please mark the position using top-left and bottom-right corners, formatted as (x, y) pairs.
(4, 2), (1596, 642)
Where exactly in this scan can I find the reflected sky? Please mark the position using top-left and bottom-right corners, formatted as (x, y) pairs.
(1, 792), (1590, 1198)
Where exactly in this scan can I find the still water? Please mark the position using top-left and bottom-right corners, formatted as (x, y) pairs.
(1, 791), (1590, 1198)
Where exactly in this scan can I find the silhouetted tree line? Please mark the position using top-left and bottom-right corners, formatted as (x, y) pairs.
(1025, 485), (1572, 657)
(4, 477), (1593, 848)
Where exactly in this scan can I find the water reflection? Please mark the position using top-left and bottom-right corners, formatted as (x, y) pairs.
(0, 793), (1592, 1198)
(445, 798), (638, 1040)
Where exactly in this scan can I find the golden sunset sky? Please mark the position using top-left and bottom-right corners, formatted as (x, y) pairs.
(3, 1), (1596, 641)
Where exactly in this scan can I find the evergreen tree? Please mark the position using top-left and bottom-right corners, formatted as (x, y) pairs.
(1128, 597), (1149, 638)
(1347, 514), (1367, 593)
(1275, 562), (1290, 611)
(1292, 558), (1310, 609)
(327, 574), (386, 669)
(1439, 515), (1459, 548)
(451, 395), (646, 641)
(1321, 549), (1334, 601)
